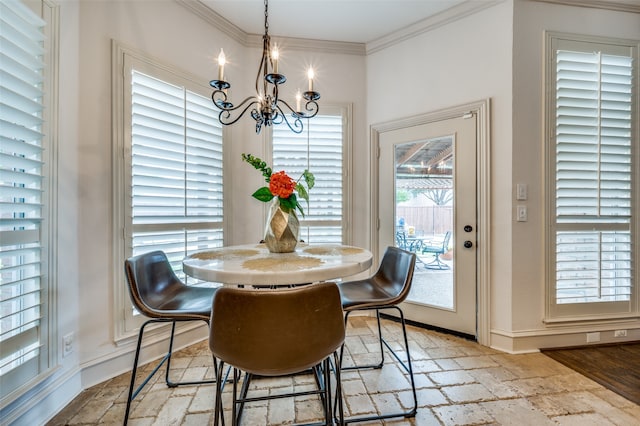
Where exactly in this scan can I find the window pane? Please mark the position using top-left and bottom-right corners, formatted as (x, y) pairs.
(273, 114), (344, 242)
(556, 231), (631, 303)
(0, 0), (47, 396)
(130, 70), (223, 261)
(556, 50), (633, 223)
(552, 38), (635, 312)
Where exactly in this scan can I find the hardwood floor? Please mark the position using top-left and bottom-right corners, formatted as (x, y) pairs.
(542, 342), (640, 405)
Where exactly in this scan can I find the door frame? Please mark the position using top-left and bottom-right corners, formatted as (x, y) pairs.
(370, 99), (491, 346)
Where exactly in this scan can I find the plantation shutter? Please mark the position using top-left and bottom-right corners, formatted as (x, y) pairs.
(273, 114), (344, 243)
(130, 70), (223, 278)
(0, 0), (47, 397)
(552, 38), (634, 310)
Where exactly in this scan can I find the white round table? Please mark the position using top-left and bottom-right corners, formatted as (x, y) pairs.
(183, 243), (373, 286)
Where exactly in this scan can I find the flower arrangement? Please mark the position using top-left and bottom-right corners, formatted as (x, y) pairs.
(242, 153), (315, 217)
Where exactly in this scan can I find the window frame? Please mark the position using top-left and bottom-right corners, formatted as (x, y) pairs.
(544, 31), (640, 322)
(0, 0), (58, 404)
(268, 103), (352, 244)
(112, 42), (228, 340)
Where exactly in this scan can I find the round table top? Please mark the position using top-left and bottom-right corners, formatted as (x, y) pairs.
(183, 243), (373, 286)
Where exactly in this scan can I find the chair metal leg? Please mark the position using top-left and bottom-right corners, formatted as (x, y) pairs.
(339, 307), (417, 423)
(227, 362), (338, 426)
(124, 318), (216, 425)
(213, 360), (227, 426)
(332, 352), (345, 426)
(424, 252), (450, 270)
(340, 310), (385, 371)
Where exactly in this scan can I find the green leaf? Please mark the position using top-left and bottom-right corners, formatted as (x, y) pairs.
(279, 194), (297, 212)
(296, 183), (309, 203)
(302, 170), (315, 190)
(252, 187), (274, 202)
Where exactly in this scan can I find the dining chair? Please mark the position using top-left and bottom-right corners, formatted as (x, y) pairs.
(209, 282), (345, 426)
(337, 246), (417, 423)
(123, 250), (218, 425)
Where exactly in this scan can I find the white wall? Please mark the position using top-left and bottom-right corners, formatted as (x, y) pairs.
(22, 0), (365, 423)
(70, 0), (365, 409)
(506, 0), (640, 350)
(367, 0), (640, 353)
(366, 1), (515, 340)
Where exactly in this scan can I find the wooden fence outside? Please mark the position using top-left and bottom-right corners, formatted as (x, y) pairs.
(397, 206), (452, 236)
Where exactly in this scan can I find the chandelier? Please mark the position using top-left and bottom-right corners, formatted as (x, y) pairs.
(209, 0), (320, 134)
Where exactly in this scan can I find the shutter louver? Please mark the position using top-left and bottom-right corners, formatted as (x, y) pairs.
(273, 115), (344, 243)
(554, 47), (633, 305)
(130, 70), (223, 279)
(0, 0), (46, 396)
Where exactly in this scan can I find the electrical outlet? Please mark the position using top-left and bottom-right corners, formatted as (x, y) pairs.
(63, 332), (74, 358)
(614, 330), (627, 338)
(586, 332), (600, 343)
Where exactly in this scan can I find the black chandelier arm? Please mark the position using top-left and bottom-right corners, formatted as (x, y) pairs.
(300, 99), (319, 118)
(212, 94), (261, 127)
(274, 103), (303, 134)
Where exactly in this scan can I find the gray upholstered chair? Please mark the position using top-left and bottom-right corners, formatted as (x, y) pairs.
(123, 250), (218, 424)
(209, 282), (345, 425)
(337, 246), (417, 422)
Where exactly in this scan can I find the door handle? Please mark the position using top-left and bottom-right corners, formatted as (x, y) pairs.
(463, 240), (473, 248)
(464, 225), (473, 232)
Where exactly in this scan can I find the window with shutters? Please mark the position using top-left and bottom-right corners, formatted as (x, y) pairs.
(114, 45), (224, 335)
(1, 0), (56, 400)
(545, 33), (638, 320)
(272, 105), (351, 244)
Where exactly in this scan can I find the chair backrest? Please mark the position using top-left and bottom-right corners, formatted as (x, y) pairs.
(442, 231), (452, 250)
(124, 250), (185, 318)
(395, 231), (407, 250)
(209, 282), (345, 376)
(372, 246), (417, 305)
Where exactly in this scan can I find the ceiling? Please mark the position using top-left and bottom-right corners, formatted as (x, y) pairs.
(200, 0), (470, 44)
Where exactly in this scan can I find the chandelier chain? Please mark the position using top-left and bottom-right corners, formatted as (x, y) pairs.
(264, 0), (269, 36)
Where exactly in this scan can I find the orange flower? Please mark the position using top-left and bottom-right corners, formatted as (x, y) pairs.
(269, 171), (296, 198)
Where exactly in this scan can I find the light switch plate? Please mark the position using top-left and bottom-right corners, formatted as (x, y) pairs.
(516, 183), (528, 201)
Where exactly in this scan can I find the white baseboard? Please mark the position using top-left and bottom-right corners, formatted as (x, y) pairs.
(1, 367), (81, 426)
(491, 325), (640, 353)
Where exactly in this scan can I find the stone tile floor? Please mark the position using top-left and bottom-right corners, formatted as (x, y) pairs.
(48, 316), (639, 425)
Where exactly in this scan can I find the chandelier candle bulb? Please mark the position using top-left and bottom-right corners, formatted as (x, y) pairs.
(272, 44), (279, 74)
(217, 49), (226, 81)
(307, 67), (314, 91)
(296, 90), (301, 112)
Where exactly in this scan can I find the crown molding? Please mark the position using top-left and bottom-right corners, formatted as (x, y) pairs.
(176, 0), (637, 58)
(244, 33), (366, 55)
(531, 0), (640, 13)
(366, 0), (504, 55)
(175, 0), (366, 55)
(174, 0), (249, 44)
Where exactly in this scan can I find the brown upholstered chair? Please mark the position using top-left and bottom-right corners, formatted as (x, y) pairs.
(124, 250), (218, 425)
(209, 282), (345, 426)
(337, 246), (417, 422)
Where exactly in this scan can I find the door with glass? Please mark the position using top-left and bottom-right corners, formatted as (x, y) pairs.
(378, 115), (477, 336)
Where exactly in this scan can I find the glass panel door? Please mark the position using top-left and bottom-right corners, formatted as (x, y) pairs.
(378, 115), (477, 336)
